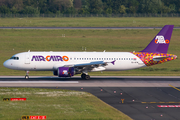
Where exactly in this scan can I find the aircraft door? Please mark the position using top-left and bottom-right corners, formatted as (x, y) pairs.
(25, 54), (30, 64)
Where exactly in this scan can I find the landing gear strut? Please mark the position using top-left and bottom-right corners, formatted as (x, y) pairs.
(25, 71), (29, 79)
(81, 73), (90, 80)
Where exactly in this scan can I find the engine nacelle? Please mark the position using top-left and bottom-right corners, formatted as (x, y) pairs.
(57, 67), (75, 77)
(53, 71), (58, 76)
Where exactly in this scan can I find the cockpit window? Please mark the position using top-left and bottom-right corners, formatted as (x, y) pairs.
(10, 57), (19, 60)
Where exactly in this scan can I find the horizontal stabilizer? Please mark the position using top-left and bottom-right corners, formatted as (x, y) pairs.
(153, 56), (173, 61)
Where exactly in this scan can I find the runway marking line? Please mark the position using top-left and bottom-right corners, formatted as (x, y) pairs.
(141, 102), (180, 104)
(157, 105), (180, 108)
(169, 84), (180, 92)
(0, 81), (79, 84)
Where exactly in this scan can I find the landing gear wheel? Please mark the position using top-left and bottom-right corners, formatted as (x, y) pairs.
(84, 75), (90, 80)
(25, 75), (29, 79)
(81, 73), (86, 79)
(25, 71), (29, 79)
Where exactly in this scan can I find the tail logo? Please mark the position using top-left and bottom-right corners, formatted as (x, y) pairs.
(155, 36), (169, 44)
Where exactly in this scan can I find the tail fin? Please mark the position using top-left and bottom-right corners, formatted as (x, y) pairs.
(140, 25), (174, 53)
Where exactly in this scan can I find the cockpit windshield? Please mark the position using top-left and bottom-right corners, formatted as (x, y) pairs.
(10, 57), (19, 60)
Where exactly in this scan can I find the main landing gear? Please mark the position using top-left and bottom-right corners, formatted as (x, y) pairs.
(25, 71), (29, 79)
(81, 73), (90, 80)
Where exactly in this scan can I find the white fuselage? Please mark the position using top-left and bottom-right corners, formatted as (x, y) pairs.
(3, 51), (146, 71)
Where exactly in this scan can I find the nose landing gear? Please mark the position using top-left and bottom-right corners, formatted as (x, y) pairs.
(25, 71), (29, 79)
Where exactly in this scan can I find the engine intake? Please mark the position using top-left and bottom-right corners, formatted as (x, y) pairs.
(57, 67), (75, 77)
(53, 70), (58, 76)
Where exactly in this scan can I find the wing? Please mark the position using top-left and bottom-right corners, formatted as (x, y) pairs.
(63, 60), (116, 73)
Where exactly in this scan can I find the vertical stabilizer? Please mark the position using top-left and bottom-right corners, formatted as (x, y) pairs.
(141, 25), (174, 53)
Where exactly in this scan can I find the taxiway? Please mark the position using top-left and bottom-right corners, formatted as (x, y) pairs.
(1, 76), (180, 120)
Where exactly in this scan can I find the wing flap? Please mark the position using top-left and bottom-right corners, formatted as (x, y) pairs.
(53, 60), (116, 73)
(63, 60), (116, 72)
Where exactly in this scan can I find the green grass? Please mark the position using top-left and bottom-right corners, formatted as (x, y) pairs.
(0, 17), (180, 27)
(0, 29), (180, 76)
(0, 87), (131, 120)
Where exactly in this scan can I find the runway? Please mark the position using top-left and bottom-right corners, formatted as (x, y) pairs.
(0, 76), (180, 87)
(1, 76), (180, 120)
(0, 27), (180, 29)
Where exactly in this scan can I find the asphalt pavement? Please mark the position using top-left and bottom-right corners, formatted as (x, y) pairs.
(1, 76), (180, 120)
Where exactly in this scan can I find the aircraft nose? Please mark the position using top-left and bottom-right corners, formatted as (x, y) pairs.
(3, 60), (11, 69)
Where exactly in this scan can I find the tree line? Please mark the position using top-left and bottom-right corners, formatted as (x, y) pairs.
(0, 0), (179, 14)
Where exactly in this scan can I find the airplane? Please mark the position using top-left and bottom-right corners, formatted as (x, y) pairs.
(3, 25), (177, 80)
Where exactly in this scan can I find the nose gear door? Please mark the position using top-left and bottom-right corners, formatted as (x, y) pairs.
(25, 54), (30, 64)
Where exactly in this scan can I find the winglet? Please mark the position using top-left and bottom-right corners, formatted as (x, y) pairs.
(140, 25), (174, 53)
(111, 60), (116, 65)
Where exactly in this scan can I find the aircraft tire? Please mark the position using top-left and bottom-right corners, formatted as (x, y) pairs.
(85, 75), (90, 80)
(25, 75), (29, 79)
(81, 73), (86, 79)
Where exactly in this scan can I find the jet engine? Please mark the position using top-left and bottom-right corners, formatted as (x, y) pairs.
(56, 67), (75, 77)
(53, 71), (58, 76)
